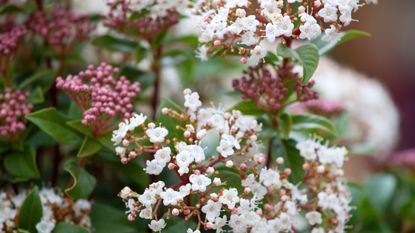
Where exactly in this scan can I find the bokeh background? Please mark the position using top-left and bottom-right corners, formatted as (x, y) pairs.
(331, 0), (415, 151)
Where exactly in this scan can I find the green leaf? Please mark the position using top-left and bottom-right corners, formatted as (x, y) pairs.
(26, 108), (81, 145)
(273, 139), (305, 183)
(157, 98), (185, 140)
(164, 217), (197, 233)
(19, 70), (57, 92)
(67, 120), (93, 138)
(291, 114), (337, 137)
(64, 159), (96, 199)
(92, 35), (141, 53)
(279, 113), (292, 139)
(27, 86), (44, 104)
(4, 146), (40, 180)
(365, 174), (397, 212)
(53, 223), (89, 233)
(295, 44), (320, 82)
(311, 30), (371, 55)
(77, 137), (102, 158)
(91, 202), (146, 233)
(230, 100), (266, 116)
(278, 44), (320, 81)
(18, 187), (43, 233)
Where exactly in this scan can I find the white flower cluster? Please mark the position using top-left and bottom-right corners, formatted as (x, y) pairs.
(297, 139), (352, 233)
(0, 188), (92, 233)
(193, 0), (376, 64)
(108, 0), (189, 19)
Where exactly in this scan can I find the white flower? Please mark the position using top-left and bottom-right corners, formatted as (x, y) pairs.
(306, 211), (323, 225)
(39, 188), (62, 205)
(146, 127), (168, 143)
(154, 147), (171, 164)
(139, 206), (153, 219)
(318, 6), (338, 23)
(240, 15), (260, 32)
(139, 189), (157, 207)
(179, 183), (192, 198)
(115, 146), (126, 157)
(187, 229), (201, 233)
(176, 151), (193, 175)
(184, 91), (202, 112)
(190, 174), (212, 192)
(225, 0), (248, 7)
(36, 219), (55, 233)
(160, 188), (182, 206)
(296, 139), (319, 160)
(248, 45), (267, 64)
(128, 113), (147, 131)
(148, 219), (166, 232)
(201, 200), (222, 222)
(323, 25), (340, 42)
(217, 134), (240, 157)
(196, 45), (209, 61)
(145, 159), (165, 175)
(299, 21), (321, 40)
(178, 144), (205, 163)
(259, 168), (281, 187)
(219, 188), (239, 209)
(112, 122), (128, 145)
(212, 215), (227, 231)
(311, 228), (325, 233)
(274, 15), (294, 37)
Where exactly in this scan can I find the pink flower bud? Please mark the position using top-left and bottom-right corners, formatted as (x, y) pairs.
(240, 57), (247, 64)
(168, 163), (176, 170)
(172, 208), (180, 216)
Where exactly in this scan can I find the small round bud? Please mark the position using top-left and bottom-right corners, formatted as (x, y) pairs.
(184, 131), (191, 138)
(257, 157), (265, 164)
(214, 39), (222, 46)
(276, 157), (284, 164)
(281, 195), (289, 202)
(244, 187), (251, 194)
(162, 107), (170, 114)
(284, 168), (292, 175)
(226, 160), (234, 167)
(168, 163), (176, 170)
(172, 208), (180, 216)
(183, 88), (192, 95)
(210, 193), (218, 200)
(206, 222), (214, 229)
(239, 163), (248, 170)
(213, 177), (222, 186)
(240, 57), (247, 64)
(317, 165), (325, 173)
(122, 139), (130, 147)
(148, 122), (155, 129)
(128, 214), (136, 221)
(121, 157), (128, 164)
(303, 163), (311, 170)
(206, 167), (215, 174)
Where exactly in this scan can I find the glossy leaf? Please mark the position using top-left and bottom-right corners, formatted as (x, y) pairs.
(291, 114), (337, 137)
(53, 223), (89, 233)
(365, 174), (397, 212)
(92, 35), (141, 53)
(26, 108), (81, 145)
(77, 137), (102, 158)
(272, 139), (305, 183)
(64, 159), (96, 199)
(67, 120), (93, 138)
(4, 146), (40, 180)
(295, 44), (320, 82)
(18, 187), (43, 233)
(230, 100), (266, 116)
(311, 30), (371, 55)
(91, 202), (146, 233)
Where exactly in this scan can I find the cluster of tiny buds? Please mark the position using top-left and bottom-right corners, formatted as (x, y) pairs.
(0, 88), (32, 140)
(0, 25), (27, 57)
(293, 79), (319, 102)
(27, 7), (95, 52)
(105, 0), (184, 40)
(56, 62), (140, 136)
(233, 65), (288, 113)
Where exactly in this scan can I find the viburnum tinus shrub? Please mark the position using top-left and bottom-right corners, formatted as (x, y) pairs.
(5, 0), (410, 233)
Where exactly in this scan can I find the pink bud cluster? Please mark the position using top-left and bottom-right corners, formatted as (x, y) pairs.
(233, 65), (318, 114)
(105, 0), (181, 40)
(0, 25), (27, 57)
(0, 88), (32, 140)
(56, 63), (140, 136)
(28, 8), (95, 53)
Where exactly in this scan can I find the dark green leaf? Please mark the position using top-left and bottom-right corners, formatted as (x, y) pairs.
(27, 86), (44, 104)
(91, 202), (147, 233)
(67, 120), (93, 138)
(77, 137), (102, 158)
(291, 114), (337, 137)
(157, 98), (185, 140)
(64, 159), (96, 199)
(92, 35), (141, 53)
(279, 113), (292, 139)
(164, 217), (197, 233)
(273, 139), (305, 183)
(4, 146), (40, 180)
(19, 70), (57, 92)
(18, 187), (43, 233)
(53, 222), (89, 233)
(26, 108), (81, 145)
(230, 100), (266, 116)
(311, 30), (371, 55)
